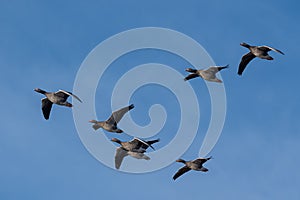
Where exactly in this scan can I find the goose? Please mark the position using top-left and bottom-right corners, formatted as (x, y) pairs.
(184, 65), (228, 83)
(111, 137), (160, 169)
(89, 104), (134, 133)
(34, 88), (82, 120)
(238, 42), (284, 75)
(173, 156), (212, 180)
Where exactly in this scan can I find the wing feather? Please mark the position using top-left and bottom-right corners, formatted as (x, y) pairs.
(238, 52), (256, 75)
(55, 90), (82, 102)
(41, 98), (53, 120)
(115, 147), (128, 169)
(260, 46), (284, 55)
(184, 73), (199, 81)
(107, 104), (134, 124)
(173, 166), (191, 180)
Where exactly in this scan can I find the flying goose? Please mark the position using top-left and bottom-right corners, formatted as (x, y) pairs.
(34, 88), (82, 120)
(111, 137), (160, 169)
(89, 104), (134, 133)
(184, 65), (228, 83)
(238, 42), (284, 75)
(173, 156), (212, 180)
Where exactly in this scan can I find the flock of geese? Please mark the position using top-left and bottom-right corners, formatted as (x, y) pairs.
(34, 42), (284, 180)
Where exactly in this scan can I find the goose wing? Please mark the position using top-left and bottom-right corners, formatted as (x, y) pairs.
(131, 138), (156, 150)
(55, 90), (82, 102)
(184, 73), (199, 81)
(107, 104), (134, 124)
(41, 98), (53, 120)
(115, 147), (128, 169)
(143, 139), (160, 150)
(200, 67), (221, 80)
(217, 64), (229, 71)
(259, 46), (284, 55)
(173, 166), (191, 180)
(193, 156), (212, 165)
(205, 67), (219, 74)
(238, 52), (256, 75)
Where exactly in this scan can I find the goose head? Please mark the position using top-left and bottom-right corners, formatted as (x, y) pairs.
(240, 42), (251, 48)
(34, 88), (46, 94)
(89, 120), (98, 123)
(111, 138), (122, 144)
(185, 68), (197, 73)
(176, 159), (186, 164)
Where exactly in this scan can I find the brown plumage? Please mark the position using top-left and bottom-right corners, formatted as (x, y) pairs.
(238, 42), (284, 75)
(173, 156), (212, 180)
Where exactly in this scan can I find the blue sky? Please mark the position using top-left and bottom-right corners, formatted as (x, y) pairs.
(1, 0), (300, 199)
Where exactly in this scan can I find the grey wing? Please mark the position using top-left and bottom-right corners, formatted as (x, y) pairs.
(260, 46), (284, 55)
(238, 52), (256, 75)
(193, 156), (212, 165)
(201, 67), (219, 80)
(41, 98), (53, 120)
(107, 104), (134, 124)
(192, 158), (206, 165)
(55, 90), (82, 102)
(173, 166), (191, 180)
(205, 67), (219, 74)
(115, 147), (128, 169)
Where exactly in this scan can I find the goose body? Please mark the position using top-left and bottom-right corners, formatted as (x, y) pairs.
(89, 104), (134, 133)
(238, 42), (284, 75)
(184, 65), (228, 83)
(111, 137), (160, 169)
(34, 88), (82, 120)
(173, 156), (212, 180)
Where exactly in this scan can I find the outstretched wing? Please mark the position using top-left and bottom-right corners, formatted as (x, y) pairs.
(238, 52), (256, 75)
(259, 46), (284, 55)
(184, 73), (199, 81)
(205, 67), (219, 74)
(137, 138), (160, 150)
(217, 64), (229, 71)
(173, 166), (191, 180)
(41, 98), (53, 120)
(107, 104), (134, 124)
(143, 139), (160, 150)
(131, 138), (156, 150)
(115, 147), (128, 169)
(193, 156), (212, 165)
(55, 90), (82, 102)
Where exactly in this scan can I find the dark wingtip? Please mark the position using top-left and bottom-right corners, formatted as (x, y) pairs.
(129, 104), (134, 110)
